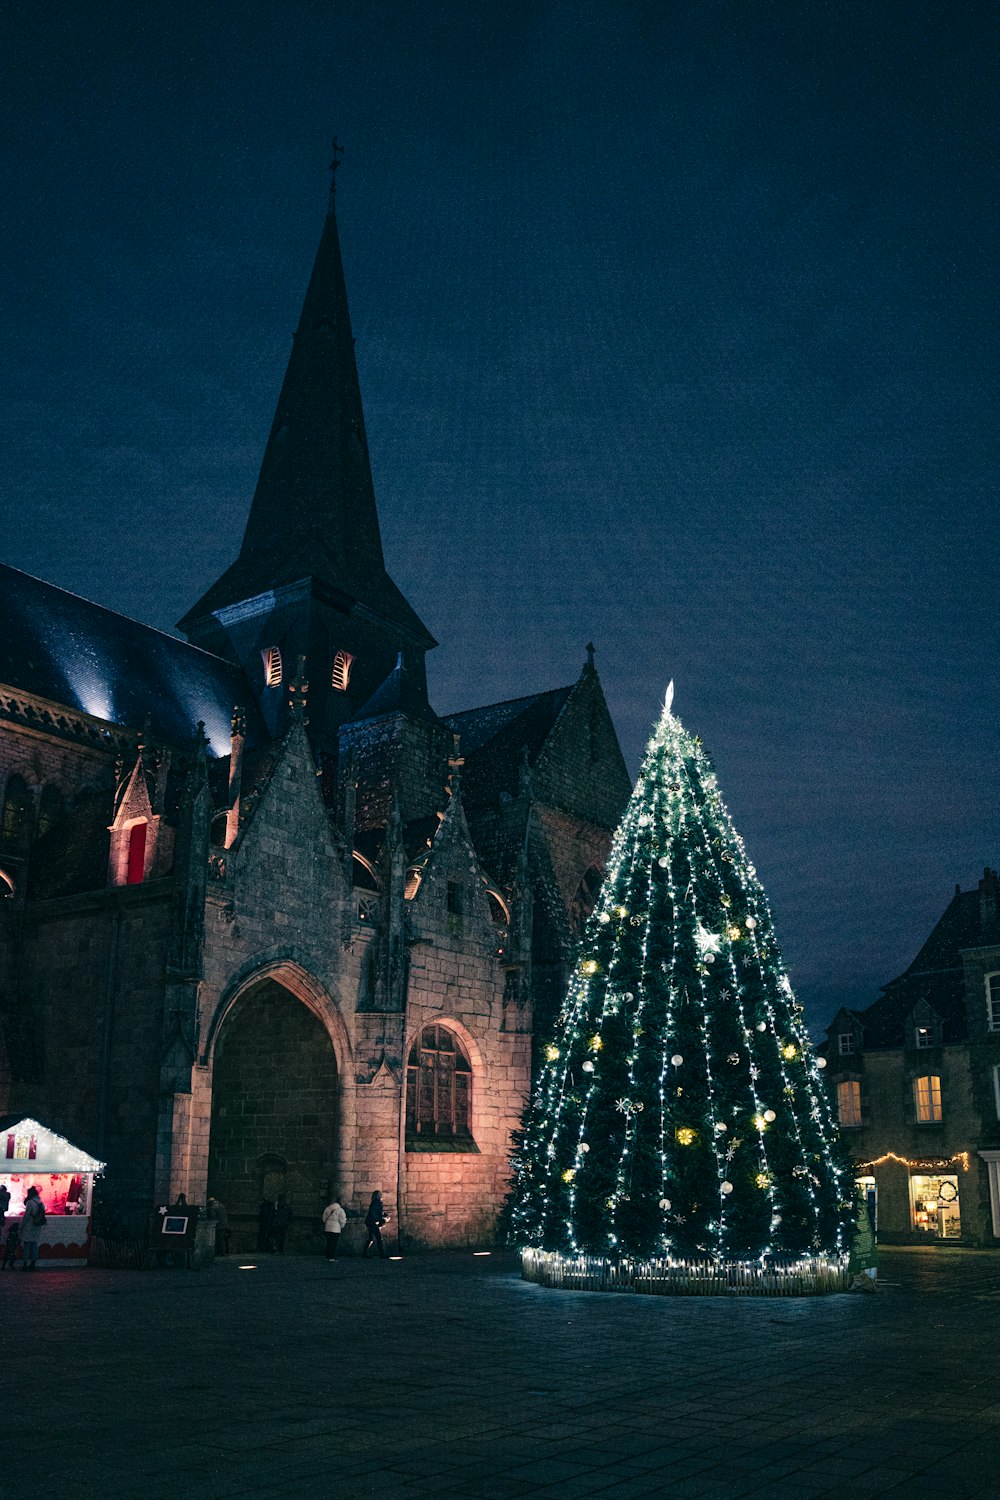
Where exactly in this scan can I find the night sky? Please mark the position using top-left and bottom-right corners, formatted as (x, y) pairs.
(3, 1), (998, 1031)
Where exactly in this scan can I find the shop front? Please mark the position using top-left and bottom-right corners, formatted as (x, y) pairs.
(0, 1116), (105, 1267)
(909, 1171), (962, 1239)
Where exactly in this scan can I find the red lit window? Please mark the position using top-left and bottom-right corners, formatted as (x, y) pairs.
(406, 1024), (472, 1139)
(331, 650), (354, 692)
(126, 821), (147, 885)
(262, 647), (283, 688)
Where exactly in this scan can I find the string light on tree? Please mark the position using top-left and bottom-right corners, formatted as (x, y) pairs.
(508, 682), (853, 1294)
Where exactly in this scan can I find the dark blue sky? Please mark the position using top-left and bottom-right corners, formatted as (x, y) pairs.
(2, 0), (998, 1029)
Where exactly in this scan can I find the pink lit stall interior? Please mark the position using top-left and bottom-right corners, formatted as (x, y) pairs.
(0, 1116), (105, 1268)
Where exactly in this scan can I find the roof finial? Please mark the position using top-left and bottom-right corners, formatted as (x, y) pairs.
(447, 732), (464, 797)
(585, 642), (596, 671)
(329, 137), (344, 200)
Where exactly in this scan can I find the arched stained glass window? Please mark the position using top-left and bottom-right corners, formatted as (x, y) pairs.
(405, 1024), (472, 1140)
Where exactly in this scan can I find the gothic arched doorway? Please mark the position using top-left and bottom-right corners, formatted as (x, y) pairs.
(207, 978), (339, 1252)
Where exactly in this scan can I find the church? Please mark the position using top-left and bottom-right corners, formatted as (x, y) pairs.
(0, 170), (631, 1251)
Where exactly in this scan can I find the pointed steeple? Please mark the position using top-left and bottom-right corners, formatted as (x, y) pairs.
(179, 158), (433, 650)
(239, 162), (384, 582)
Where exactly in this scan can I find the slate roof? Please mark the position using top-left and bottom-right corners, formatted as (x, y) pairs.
(443, 685), (573, 808)
(0, 564), (264, 758)
(349, 655), (441, 727)
(833, 879), (1000, 1048)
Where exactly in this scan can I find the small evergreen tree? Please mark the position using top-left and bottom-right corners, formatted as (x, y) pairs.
(509, 686), (852, 1264)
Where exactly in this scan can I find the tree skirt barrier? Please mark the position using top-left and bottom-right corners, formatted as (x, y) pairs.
(521, 1246), (848, 1297)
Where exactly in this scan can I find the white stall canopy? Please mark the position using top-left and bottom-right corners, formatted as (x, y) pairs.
(1, 1116), (104, 1176)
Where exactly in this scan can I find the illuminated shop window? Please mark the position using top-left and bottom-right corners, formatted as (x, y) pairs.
(987, 974), (1000, 1033)
(405, 1024), (472, 1140)
(262, 647), (283, 688)
(913, 1074), (943, 1123)
(837, 1032), (856, 1056)
(837, 1080), (863, 1127)
(910, 1172), (961, 1238)
(331, 650), (354, 692)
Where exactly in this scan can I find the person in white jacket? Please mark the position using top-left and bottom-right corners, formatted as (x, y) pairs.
(322, 1196), (347, 1260)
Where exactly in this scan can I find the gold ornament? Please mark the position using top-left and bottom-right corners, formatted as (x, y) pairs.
(676, 1126), (697, 1146)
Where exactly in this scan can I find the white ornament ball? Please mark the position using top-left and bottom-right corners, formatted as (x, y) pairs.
(763, 1109), (776, 1123)
(582, 1060), (595, 1073)
(657, 856), (669, 868)
(638, 814), (650, 827)
(598, 912), (611, 925)
(745, 916), (756, 930)
(720, 1181), (734, 1195)
(756, 1021), (767, 1032)
(715, 1122), (728, 1133)
(816, 1057), (827, 1070)
(670, 1054), (684, 1067)
(705, 952), (715, 964)
(658, 1198), (671, 1211)
(579, 1143), (590, 1153)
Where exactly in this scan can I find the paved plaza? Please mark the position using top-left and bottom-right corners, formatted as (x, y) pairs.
(4, 1246), (1000, 1500)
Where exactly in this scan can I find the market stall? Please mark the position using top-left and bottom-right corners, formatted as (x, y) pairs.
(0, 1116), (104, 1267)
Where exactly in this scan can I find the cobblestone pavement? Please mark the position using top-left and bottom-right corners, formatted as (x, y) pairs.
(3, 1245), (1000, 1500)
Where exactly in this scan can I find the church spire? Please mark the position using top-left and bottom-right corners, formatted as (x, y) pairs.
(179, 155), (433, 650)
(238, 142), (384, 580)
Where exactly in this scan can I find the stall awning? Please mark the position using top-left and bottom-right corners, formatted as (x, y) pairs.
(0, 1116), (105, 1175)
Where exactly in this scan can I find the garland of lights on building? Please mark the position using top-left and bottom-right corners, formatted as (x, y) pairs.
(509, 685), (854, 1276)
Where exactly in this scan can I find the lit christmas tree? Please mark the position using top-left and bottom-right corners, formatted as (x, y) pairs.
(510, 685), (853, 1291)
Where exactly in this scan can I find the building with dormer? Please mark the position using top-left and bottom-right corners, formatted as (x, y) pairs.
(822, 867), (1000, 1247)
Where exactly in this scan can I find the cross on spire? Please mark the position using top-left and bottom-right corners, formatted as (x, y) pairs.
(329, 137), (344, 198)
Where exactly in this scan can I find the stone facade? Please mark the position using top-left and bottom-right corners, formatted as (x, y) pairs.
(0, 180), (632, 1251)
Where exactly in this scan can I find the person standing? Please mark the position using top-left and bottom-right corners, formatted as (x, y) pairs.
(207, 1197), (230, 1256)
(0, 1182), (10, 1221)
(20, 1186), (45, 1271)
(257, 1197), (275, 1252)
(322, 1195), (347, 1260)
(363, 1191), (387, 1259)
(272, 1196), (292, 1254)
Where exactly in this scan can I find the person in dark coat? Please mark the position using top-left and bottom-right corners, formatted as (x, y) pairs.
(207, 1197), (230, 1256)
(363, 1192), (387, 1259)
(1, 1220), (20, 1269)
(272, 1196), (292, 1254)
(257, 1198), (276, 1252)
(0, 1183), (10, 1220)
